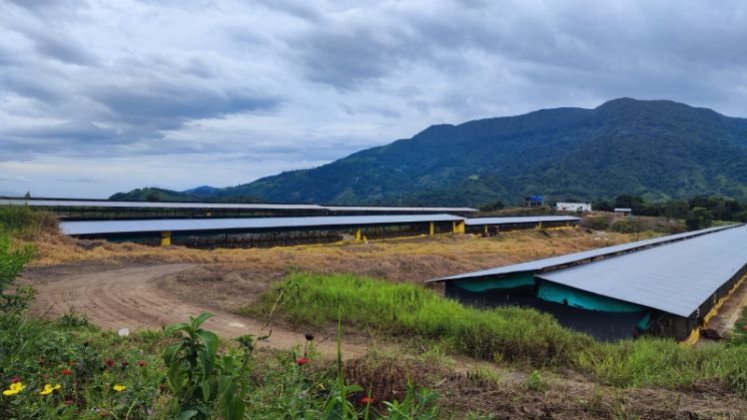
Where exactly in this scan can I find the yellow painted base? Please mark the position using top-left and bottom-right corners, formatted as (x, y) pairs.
(160, 231), (171, 247)
(429, 222), (435, 236)
(680, 328), (700, 347)
(452, 221), (465, 234)
(703, 274), (746, 327)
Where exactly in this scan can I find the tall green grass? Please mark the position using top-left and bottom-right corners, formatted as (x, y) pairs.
(0, 205), (57, 235)
(248, 273), (747, 393)
(249, 273), (594, 366)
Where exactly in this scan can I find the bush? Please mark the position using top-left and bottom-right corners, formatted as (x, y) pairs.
(686, 207), (714, 230)
(583, 215), (612, 230)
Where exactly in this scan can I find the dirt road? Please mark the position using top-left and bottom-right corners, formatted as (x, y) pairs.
(22, 263), (366, 358)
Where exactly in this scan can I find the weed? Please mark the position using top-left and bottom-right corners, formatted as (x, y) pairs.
(526, 370), (546, 391)
(57, 308), (89, 328)
(163, 312), (244, 419)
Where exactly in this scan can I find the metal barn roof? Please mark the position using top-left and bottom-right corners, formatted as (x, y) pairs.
(465, 216), (580, 225)
(324, 205), (478, 213)
(537, 225), (747, 317)
(1, 198), (478, 213)
(428, 225), (737, 283)
(0, 198), (324, 211)
(60, 214), (464, 236)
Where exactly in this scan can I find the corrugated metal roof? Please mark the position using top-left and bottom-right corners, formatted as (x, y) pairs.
(1, 198), (478, 213)
(60, 214), (464, 235)
(537, 225), (747, 317)
(0, 198), (323, 211)
(428, 225), (738, 283)
(465, 216), (580, 225)
(325, 205), (478, 213)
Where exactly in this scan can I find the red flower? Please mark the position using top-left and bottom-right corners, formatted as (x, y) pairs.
(296, 357), (310, 366)
(137, 360), (146, 367)
(359, 396), (375, 405)
(64, 400), (74, 405)
(10, 376), (21, 383)
(61, 369), (73, 376)
(105, 359), (115, 368)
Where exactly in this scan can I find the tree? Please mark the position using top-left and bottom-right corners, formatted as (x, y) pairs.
(145, 191), (161, 202)
(686, 207), (713, 230)
(479, 200), (504, 212)
(664, 200), (689, 229)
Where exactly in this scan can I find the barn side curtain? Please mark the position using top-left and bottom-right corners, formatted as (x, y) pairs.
(453, 273), (536, 292)
(537, 282), (645, 313)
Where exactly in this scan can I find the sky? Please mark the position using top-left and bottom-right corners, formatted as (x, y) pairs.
(1, 0), (746, 198)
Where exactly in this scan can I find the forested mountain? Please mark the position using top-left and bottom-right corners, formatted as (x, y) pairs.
(113, 98), (747, 206)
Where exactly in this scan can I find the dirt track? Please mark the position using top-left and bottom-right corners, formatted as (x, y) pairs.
(22, 263), (366, 358)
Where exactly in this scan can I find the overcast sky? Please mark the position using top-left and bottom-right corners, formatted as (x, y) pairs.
(1, 0), (746, 198)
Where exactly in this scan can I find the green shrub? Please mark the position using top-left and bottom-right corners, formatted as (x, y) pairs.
(584, 215), (612, 230)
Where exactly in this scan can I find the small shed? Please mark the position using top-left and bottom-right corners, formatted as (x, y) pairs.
(614, 208), (632, 216)
(556, 202), (592, 212)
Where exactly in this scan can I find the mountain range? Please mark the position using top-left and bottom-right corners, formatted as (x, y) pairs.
(112, 98), (747, 206)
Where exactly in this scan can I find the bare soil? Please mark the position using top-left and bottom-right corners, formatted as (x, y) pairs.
(20, 263), (367, 359)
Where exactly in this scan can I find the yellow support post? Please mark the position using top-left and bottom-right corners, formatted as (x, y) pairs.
(536, 221), (543, 230)
(429, 222), (435, 236)
(355, 228), (362, 242)
(452, 220), (465, 234)
(160, 231), (171, 247)
(680, 328), (700, 346)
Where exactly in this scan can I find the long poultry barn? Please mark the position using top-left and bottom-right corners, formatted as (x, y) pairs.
(428, 225), (747, 342)
(0, 197), (478, 220)
(465, 216), (580, 234)
(59, 214), (466, 247)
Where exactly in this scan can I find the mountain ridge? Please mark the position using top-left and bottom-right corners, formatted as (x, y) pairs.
(112, 98), (747, 206)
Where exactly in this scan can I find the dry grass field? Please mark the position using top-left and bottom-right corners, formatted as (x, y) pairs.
(28, 227), (639, 313)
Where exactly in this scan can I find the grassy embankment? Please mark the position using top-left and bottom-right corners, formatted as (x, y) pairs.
(247, 273), (747, 394)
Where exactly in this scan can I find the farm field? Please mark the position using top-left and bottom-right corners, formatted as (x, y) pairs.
(5, 211), (747, 418)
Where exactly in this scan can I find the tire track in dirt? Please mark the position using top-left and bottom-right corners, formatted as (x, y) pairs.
(24, 264), (366, 359)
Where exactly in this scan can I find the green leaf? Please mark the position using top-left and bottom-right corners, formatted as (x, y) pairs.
(191, 312), (214, 330)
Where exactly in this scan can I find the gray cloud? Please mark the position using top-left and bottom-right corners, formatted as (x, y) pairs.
(1, 0), (747, 197)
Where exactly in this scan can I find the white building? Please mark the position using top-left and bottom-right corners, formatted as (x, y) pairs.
(555, 202), (592, 212)
(614, 208), (632, 216)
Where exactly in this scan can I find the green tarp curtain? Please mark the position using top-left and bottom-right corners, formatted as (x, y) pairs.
(453, 272), (535, 292)
(537, 282), (645, 313)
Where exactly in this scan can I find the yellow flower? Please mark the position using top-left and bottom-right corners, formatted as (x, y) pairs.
(112, 384), (126, 392)
(40, 384), (61, 396)
(3, 382), (26, 396)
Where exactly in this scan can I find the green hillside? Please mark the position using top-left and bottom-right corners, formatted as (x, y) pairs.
(114, 98), (747, 206)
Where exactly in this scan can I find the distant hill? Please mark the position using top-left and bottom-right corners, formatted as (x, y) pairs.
(113, 98), (747, 206)
(109, 187), (261, 203)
